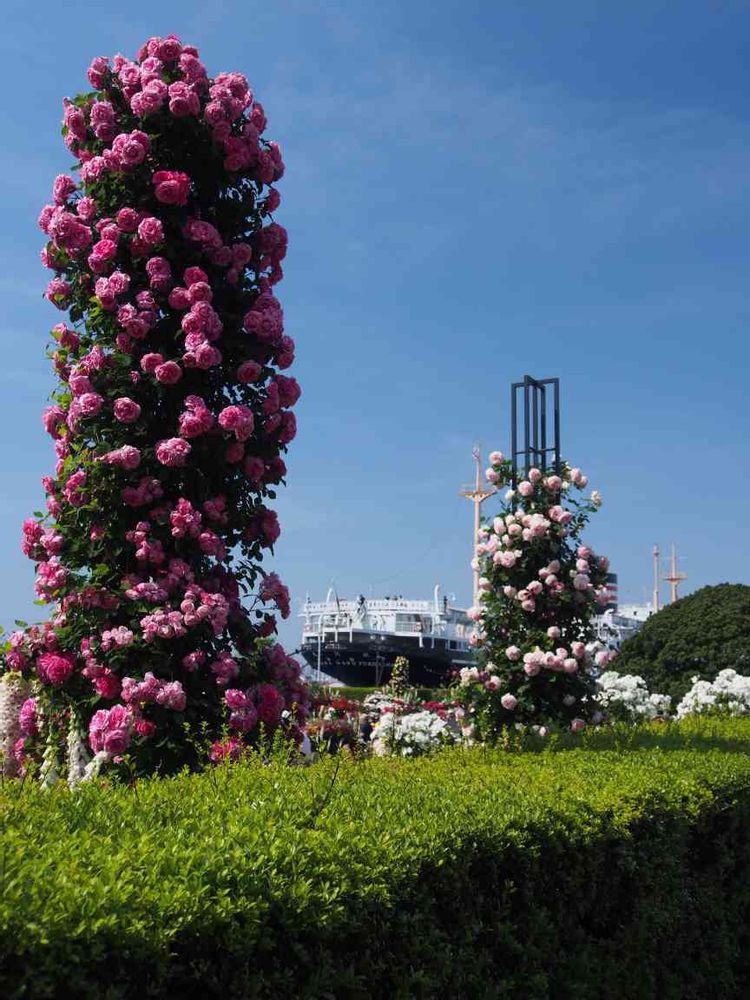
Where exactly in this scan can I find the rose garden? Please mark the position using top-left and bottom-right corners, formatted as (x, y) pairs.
(1, 35), (750, 999)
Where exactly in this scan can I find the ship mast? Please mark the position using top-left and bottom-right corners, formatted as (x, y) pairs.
(663, 543), (687, 604)
(460, 447), (496, 606)
(652, 545), (660, 613)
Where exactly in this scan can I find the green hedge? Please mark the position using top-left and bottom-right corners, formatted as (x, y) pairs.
(2, 720), (750, 998)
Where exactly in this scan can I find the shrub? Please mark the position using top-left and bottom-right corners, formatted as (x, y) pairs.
(596, 671), (672, 721)
(676, 668), (750, 718)
(0, 34), (307, 781)
(2, 719), (750, 998)
(370, 708), (458, 756)
(611, 583), (750, 700)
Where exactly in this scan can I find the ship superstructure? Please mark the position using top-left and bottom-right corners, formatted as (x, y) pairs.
(300, 586), (473, 686)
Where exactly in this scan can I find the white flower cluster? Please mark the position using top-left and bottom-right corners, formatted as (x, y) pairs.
(0, 672), (30, 778)
(370, 710), (458, 757)
(596, 671), (671, 720)
(676, 669), (750, 719)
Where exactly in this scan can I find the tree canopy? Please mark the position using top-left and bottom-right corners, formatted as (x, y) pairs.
(611, 584), (750, 701)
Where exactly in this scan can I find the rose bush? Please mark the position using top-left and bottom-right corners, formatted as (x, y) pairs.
(458, 452), (612, 736)
(0, 35), (307, 782)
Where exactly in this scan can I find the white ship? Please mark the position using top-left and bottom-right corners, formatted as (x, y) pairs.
(300, 586), (474, 686)
(593, 603), (653, 650)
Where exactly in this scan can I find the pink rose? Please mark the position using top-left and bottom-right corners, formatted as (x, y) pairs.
(112, 130), (151, 169)
(183, 266), (208, 286)
(218, 405), (254, 441)
(237, 360), (262, 383)
(113, 397), (142, 423)
(77, 392), (104, 417)
(140, 353), (164, 373)
(19, 698), (38, 736)
(89, 704), (131, 754)
(88, 56), (109, 89)
(37, 652), (75, 686)
(500, 693), (517, 711)
(137, 216), (164, 246)
(154, 361), (182, 385)
(571, 718), (586, 733)
(155, 437), (191, 467)
(169, 287), (191, 310)
(152, 170), (191, 205)
(116, 207), (140, 232)
(99, 445), (141, 470)
(46, 278), (72, 307)
(52, 174), (77, 205)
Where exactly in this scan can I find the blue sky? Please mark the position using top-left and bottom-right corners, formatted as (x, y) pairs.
(0, 0), (748, 653)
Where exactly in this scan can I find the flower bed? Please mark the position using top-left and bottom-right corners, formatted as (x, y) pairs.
(2, 718), (750, 998)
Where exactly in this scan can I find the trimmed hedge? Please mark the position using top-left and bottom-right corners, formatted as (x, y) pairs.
(2, 721), (750, 998)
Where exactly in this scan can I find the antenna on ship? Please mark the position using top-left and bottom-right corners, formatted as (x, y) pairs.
(460, 446), (497, 606)
(663, 543), (687, 604)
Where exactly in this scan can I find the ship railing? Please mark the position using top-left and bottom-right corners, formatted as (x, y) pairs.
(300, 599), (438, 615)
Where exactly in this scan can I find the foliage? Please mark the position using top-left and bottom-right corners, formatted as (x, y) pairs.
(0, 34), (307, 781)
(610, 584), (750, 700)
(2, 719), (750, 998)
(388, 655), (411, 695)
(459, 452), (611, 737)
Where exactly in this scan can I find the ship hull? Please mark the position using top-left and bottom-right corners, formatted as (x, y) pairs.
(300, 633), (474, 687)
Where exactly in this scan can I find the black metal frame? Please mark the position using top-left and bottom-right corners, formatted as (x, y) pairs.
(510, 376), (561, 483)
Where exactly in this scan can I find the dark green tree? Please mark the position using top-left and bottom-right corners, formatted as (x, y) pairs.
(611, 584), (750, 701)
